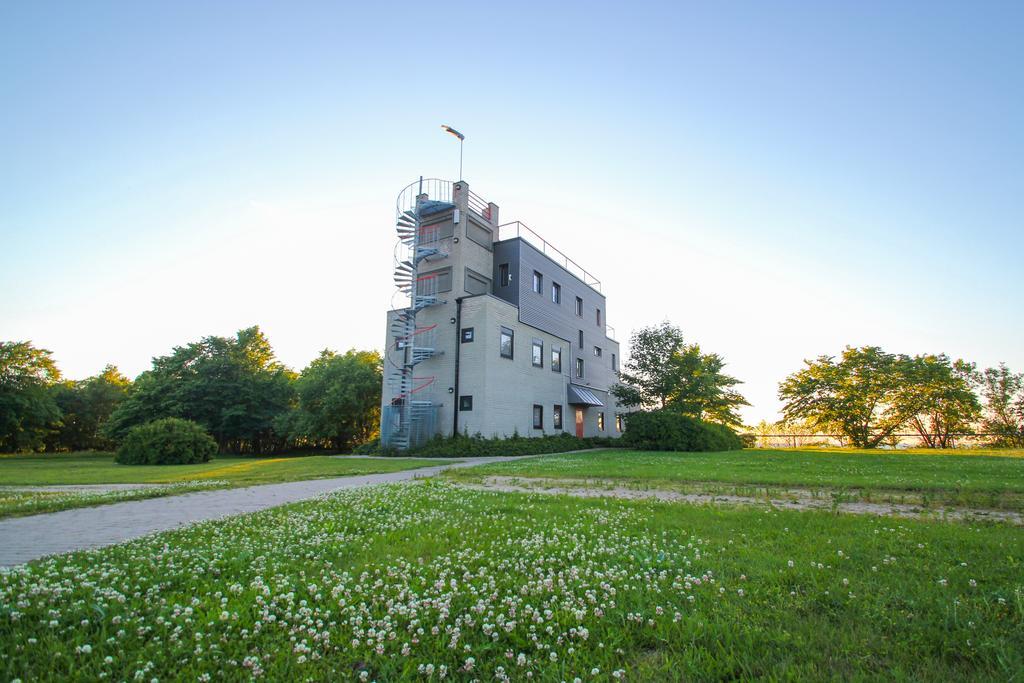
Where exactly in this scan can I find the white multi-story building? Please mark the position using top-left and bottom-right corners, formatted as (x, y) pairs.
(380, 178), (622, 450)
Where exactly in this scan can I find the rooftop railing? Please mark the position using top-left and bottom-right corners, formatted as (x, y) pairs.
(496, 221), (602, 292)
(396, 178), (453, 216)
(466, 189), (491, 221)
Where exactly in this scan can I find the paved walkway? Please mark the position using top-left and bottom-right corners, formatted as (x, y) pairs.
(0, 457), (529, 567)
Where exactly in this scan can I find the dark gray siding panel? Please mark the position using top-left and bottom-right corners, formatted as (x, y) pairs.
(510, 239), (619, 393)
(492, 240), (520, 307)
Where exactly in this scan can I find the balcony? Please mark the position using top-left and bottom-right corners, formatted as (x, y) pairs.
(395, 178), (493, 224)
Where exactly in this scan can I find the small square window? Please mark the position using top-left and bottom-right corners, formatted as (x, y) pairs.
(598, 412), (605, 431)
(532, 339), (544, 368)
(533, 271), (543, 294)
(551, 282), (561, 304)
(575, 296), (583, 316)
(461, 327), (474, 343)
(500, 326), (514, 359)
(553, 404), (563, 430)
(532, 404), (543, 429)
(576, 357), (584, 379)
(551, 346), (562, 373)
(594, 346), (602, 357)
(459, 395), (473, 411)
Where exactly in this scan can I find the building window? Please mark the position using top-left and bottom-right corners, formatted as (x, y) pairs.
(578, 330), (584, 349)
(612, 353), (617, 371)
(464, 267), (490, 295)
(596, 308), (602, 326)
(551, 346), (562, 373)
(533, 404), (543, 429)
(533, 270), (543, 294)
(466, 220), (493, 249)
(417, 266), (452, 294)
(594, 346), (602, 357)
(532, 339), (544, 368)
(461, 327), (474, 343)
(615, 413), (623, 432)
(459, 395), (473, 411)
(553, 404), (563, 429)
(576, 357), (584, 379)
(500, 326), (514, 359)
(598, 412), (605, 431)
(499, 263), (510, 287)
(551, 282), (561, 304)
(575, 296), (583, 316)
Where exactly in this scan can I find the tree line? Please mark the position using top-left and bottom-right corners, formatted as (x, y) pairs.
(778, 346), (1024, 448)
(0, 326), (382, 454)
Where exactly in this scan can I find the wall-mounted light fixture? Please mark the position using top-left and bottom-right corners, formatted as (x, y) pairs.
(450, 317), (457, 324)
(448, 387), (454, 394)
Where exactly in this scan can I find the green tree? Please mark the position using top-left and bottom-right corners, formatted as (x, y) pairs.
(47, 365), (131, 451)
(0, 341), (63, 452)
(282, 349), (382, 451)
(895, 354), (981, 448)
(612, 322), (748, 427)
(104, 326), (295, 453)
(979, 363), (1024, 447)
(778, 346), (918, 449)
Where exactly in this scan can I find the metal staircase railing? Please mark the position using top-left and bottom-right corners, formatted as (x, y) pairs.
(382, 178), (450, 451)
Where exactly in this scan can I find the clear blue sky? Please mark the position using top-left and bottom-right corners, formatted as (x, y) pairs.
(2, 1), (1022, 423)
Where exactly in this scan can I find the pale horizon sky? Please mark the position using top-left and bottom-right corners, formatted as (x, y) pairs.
(2, 2), (1022, 425)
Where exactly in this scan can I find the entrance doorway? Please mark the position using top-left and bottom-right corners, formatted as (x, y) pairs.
(575, 408), (584, 438)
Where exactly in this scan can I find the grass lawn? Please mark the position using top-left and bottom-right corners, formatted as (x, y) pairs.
(1, 482), (1021, 681)
(446, 448), (1024, 511)
(0, 452), (452, 518)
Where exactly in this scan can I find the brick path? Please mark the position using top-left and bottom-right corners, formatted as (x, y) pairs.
(0, 457), (531, 567)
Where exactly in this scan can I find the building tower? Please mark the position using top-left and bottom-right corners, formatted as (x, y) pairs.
(381, 177), (622, 451)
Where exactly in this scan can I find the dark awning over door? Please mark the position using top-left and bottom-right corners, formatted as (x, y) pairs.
(567, 384), (604, 406)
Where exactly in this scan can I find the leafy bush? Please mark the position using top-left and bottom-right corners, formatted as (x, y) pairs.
(413, 433), (614, 458)
(621, 410), (743, 452)
(356, 433), (614, 458)
(351, 437), (380, 455)
(114, 418), (218, 465)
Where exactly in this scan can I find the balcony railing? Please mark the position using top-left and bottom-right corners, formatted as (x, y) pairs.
(496, 221), (602, 292)
(395, 178), (453, 216)
(466, 189), (492, 221)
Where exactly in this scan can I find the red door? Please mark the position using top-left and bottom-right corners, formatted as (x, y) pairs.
(575, 408), (585, 438)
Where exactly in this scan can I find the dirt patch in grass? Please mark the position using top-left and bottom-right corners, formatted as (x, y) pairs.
(459, 476), (1024, 525)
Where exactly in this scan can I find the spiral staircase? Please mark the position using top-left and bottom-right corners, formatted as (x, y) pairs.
(380, 179), (452, 450)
